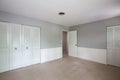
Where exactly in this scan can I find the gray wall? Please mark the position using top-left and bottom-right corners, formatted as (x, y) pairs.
(70, 16), (120, 49)
(0, 11), (68, 49)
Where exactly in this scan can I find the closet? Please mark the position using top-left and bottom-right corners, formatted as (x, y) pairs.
(0, 22), (40, 73)
(107, 25), (120, 67)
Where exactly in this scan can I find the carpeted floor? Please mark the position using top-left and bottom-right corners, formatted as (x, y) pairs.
(0, 56), (120, 80)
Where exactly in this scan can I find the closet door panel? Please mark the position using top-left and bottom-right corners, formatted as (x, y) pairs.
(31, 27), (40, 64)
(0, 22), (10, 72)
(10, 24), (22, 69)
(22, 25), (32, 66)
(107, 27), (114, 65)
(114, 26), (120, 67)
(107, 26), (120, 67)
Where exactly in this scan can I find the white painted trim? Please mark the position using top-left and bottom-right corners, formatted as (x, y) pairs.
(77, 47), (107, 64)
(41, 47), (62, 63)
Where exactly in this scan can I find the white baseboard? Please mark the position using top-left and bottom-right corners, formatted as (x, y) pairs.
(41, 47), (62, 63)
(77, 47), (107, 64)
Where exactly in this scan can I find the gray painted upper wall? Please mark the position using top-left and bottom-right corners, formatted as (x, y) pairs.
(0, 11), (68, 49)
(70, 16), (120, 49)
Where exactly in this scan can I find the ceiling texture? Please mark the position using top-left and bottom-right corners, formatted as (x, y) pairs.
(0, 0), (120, 27)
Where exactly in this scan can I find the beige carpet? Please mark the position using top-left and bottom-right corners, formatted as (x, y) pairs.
(0, 56), (120, 80)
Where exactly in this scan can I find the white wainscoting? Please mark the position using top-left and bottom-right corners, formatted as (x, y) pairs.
(41, 47), (62, 63)
(77, 47), (107, 64)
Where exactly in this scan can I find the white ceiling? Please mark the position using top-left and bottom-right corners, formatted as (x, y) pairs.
(0, 0), (120, 27)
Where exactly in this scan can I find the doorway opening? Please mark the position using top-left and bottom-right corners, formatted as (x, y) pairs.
(62, 31), (68, 57)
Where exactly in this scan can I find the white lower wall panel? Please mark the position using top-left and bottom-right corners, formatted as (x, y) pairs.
(77, 47), (107, 64)
(41, 47), (62, 63)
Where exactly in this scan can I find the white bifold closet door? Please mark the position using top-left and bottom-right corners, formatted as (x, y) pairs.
(107, 26), (120, 67)
(0, 22), (10, 73)
(107, 27), (114, 65)
(22, 25), (32, 67)
(31, 27), (40, 64)
(0, 22), (41, 72)
(9, 23), (23, 69)
(114, 26), (120, 67)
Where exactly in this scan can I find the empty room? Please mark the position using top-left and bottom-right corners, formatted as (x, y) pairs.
(0, 0), (120, 80)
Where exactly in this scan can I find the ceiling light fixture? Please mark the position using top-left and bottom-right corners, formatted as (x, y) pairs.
(59, 12), (65, 15)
